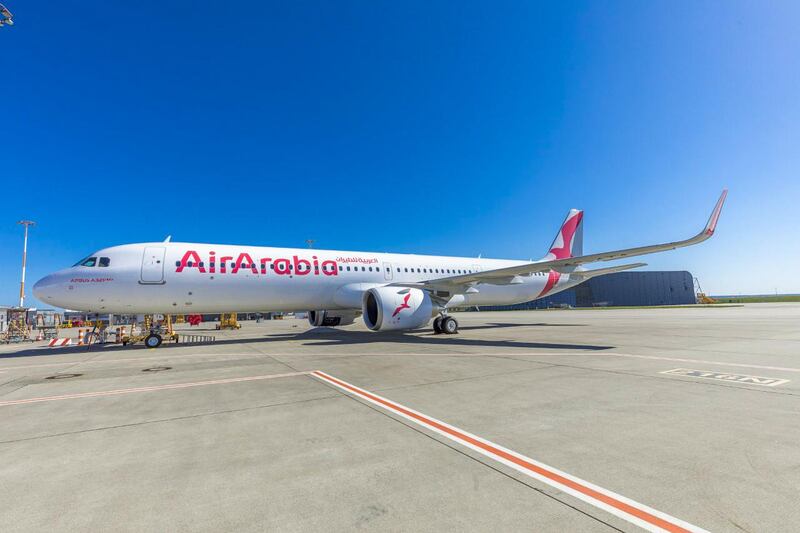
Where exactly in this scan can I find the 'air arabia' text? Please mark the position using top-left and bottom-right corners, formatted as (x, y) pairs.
(175, 250), (340, 276)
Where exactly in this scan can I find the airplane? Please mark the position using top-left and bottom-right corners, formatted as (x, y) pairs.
(33, 190), (727, 347)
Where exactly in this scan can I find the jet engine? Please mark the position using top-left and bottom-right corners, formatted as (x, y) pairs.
(308, 310), (357, 327)
(362, 287), (433, 331)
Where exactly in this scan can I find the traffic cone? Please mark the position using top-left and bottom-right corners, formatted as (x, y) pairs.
(77, 329), (84, 346)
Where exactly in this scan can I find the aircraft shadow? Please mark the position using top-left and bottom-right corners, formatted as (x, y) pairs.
(257, 328), (611, 351)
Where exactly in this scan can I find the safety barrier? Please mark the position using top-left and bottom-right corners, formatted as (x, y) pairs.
(114, 326), (128, 344)
(178, 335), (216, 345)
(48, 338), (72, 347)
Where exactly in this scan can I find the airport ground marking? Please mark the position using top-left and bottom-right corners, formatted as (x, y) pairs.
(660, 368), (789, 387)
(0, 371), (310, 407)
(311, 370), (707, 533)
(606, 352), (800, 374)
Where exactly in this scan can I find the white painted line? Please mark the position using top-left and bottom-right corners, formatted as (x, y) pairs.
(311, 370), (707, 533)
(0, 371), (309, 407)
(606, 352), (800, 374)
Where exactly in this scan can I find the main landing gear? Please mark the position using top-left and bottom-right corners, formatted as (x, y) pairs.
(433, 314), (458, 335)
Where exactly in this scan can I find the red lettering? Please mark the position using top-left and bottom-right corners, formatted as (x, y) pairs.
(209, 251), (216, 274)
(293, 255), (311, 275)
(176, 250), (206, 273)
(274, 258), (290, 275)
(219, 256), (233, 274)
(322, 260), (338, 276)
(232, 253), (257, 274)
(260, 257), (272, 274)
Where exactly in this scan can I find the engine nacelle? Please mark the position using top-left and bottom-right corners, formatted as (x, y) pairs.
(362, 287), (433, 331)
(308, 310), (357, 327)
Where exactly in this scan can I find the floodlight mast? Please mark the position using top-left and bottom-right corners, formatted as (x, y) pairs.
(0, 3), (13, 27)
(17, 220), (35, 308)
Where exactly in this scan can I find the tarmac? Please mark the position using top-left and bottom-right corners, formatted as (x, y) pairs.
(1, 303), (799, 532)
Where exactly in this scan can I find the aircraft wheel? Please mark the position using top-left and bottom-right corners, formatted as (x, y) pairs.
(442, 316), (458, 334)
(433, 316), (443, 334)
(144, 333), (163, 348)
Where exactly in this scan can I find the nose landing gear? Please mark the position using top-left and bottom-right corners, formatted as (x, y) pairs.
(433, 314), (459, 334)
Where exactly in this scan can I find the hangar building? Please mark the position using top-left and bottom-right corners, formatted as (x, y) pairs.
(479, 271), (696, 310)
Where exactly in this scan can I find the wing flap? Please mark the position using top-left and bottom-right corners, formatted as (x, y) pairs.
(569, 262), (647, 280)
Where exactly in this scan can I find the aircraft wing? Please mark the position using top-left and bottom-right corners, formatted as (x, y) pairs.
(388, 189), (726, 291)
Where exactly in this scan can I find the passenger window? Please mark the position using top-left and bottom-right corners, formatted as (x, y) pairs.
(347, 266), (351, 271)
(175, 261), (181, 267)
(81, 257), (97, 267)
(362, 266), (365, 271)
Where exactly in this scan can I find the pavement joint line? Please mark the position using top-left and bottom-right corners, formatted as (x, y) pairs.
(0, 351), (277, 372)
(6, 349), (798, 375)
(0, 371), (311, 407)
(311, 370), (708, 533)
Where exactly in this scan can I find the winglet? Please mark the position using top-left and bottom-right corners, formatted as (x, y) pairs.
(163, 235), (172, 243)
(703, 189), (727, 236)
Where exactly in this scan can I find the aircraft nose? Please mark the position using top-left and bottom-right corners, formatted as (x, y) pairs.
(33, 274), (60, 301)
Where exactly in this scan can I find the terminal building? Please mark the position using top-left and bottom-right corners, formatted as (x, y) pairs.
(479, 271), (696, 310)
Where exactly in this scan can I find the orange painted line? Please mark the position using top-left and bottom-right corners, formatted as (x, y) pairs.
(0, 371), (309, 407)
(312, 370), (706, 533)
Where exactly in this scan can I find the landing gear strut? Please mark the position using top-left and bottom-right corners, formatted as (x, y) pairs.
(433, 314), (458, 334)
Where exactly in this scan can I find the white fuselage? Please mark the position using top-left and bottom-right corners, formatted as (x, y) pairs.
(33, 242), (578, 314)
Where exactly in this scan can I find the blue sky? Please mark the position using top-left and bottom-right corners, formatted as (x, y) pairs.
(2, 1), (799, 306)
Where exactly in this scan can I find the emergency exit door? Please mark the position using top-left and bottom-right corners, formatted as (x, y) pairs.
(140, 247), (166, 284)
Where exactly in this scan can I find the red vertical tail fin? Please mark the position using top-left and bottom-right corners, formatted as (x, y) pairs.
(544, 209), (583, 261)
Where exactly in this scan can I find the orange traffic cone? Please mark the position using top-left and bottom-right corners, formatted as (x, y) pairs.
(77, 329), (84, 346)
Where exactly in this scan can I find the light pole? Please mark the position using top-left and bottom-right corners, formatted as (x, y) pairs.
(17, 220), (35, 308)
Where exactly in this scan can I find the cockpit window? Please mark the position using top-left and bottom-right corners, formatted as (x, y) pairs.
(98, 257), (110, 267)
(79, 257), (98, 267)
